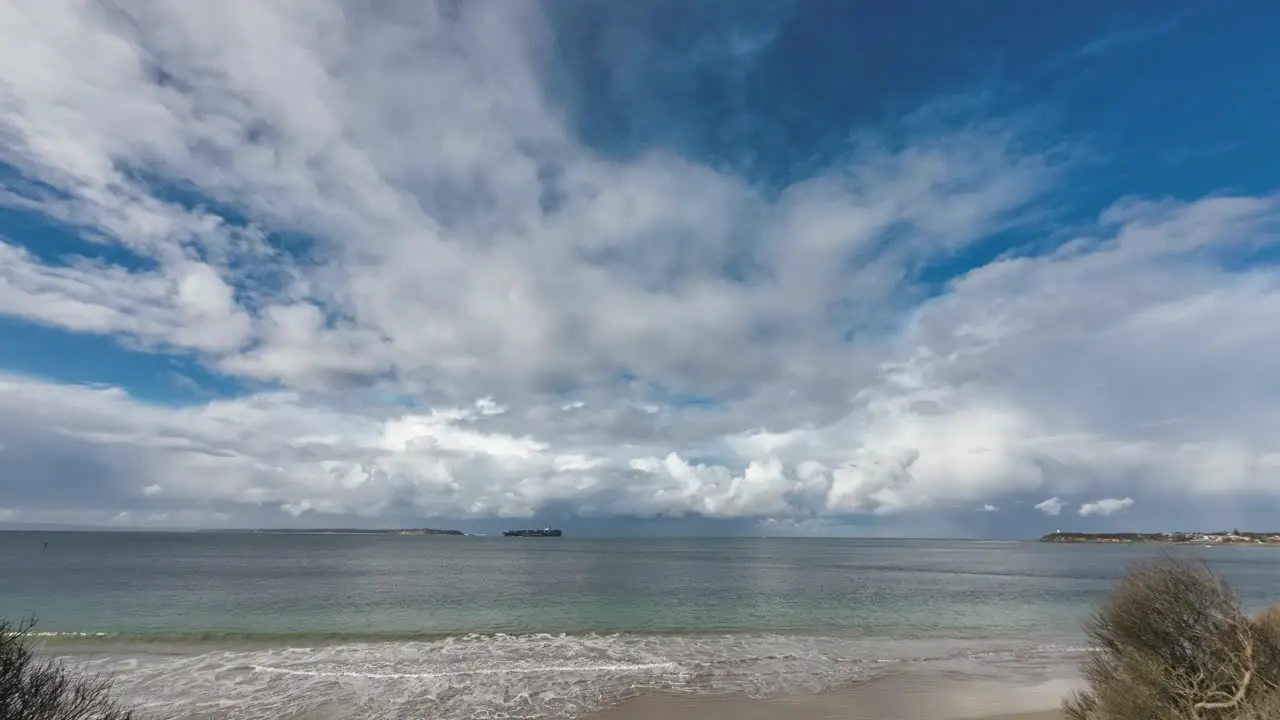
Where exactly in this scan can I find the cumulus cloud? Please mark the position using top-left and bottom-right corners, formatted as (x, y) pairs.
(1079, 497), (1135, 517)
(0, 1), (1276, 530)
(1034, 498), (1065, 516)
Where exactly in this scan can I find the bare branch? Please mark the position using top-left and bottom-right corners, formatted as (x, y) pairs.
(1, 617), (137, 720)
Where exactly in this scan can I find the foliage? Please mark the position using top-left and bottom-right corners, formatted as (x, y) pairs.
(1065, 559), (1280, 720)
(0, 619), (135, 720)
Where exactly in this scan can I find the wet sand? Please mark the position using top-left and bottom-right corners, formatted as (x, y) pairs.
(589, 658), (1078, 720)
(591, 694), (1065, 720)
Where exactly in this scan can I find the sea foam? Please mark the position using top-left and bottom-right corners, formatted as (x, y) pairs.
(57, 633), (1089, 720)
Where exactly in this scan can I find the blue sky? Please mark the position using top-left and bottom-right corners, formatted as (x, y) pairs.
(1, 0), (1279, 534)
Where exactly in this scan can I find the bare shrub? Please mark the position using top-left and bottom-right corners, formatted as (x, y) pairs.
(1250, 603), (1280, 693)
(1064, 558), (1280, 720)
(0, 618), (135, 720)
(1251, 603), (1280, 648)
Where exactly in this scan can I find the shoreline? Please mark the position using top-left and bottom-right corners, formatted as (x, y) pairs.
(44, 635), (1088, 720)
(587, 659), (1079, 720)
(1040, 531), (1280, 545)
(588, 695), (1066, 720)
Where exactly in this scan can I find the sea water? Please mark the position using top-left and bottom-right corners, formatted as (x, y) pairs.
(3, 533), (1279, 719)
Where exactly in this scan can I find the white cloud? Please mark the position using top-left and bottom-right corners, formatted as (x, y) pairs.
(0, 2), (1277, 529)
(1034, 498), (1065, 516)
(979, 504), (998, 512)
(1079, 497), (1135, 517)
(0, 0), (1052, 398)
(0, 243), (254, 355)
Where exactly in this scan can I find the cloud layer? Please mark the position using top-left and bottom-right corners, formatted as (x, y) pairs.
(1, 1), (1277, 531)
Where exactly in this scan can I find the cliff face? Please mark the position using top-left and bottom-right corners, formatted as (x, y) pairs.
(1040, 531), (1280, 544)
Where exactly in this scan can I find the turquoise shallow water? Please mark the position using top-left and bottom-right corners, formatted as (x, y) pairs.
(3, 533), (1280, 719)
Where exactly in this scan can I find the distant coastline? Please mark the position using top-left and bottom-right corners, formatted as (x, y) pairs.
(1040, 530), (1280, 545)
(208, 528), (467, 536)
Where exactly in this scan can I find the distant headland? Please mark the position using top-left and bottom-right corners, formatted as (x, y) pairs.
(1040, 530), (1280, 545)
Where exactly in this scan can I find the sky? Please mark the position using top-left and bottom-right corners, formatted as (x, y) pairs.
(1, 0), (1279, 536)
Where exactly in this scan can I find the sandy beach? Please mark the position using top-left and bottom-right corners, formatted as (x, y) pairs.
(592, 694), (1065, 720)
(589, 658), (1079, 720)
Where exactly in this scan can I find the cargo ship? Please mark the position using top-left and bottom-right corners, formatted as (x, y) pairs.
(502, 528), (562, 537)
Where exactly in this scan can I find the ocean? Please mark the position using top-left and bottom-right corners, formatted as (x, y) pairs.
(3, 532), (1279, 719)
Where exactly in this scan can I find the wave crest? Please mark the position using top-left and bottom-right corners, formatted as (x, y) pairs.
(58, 633), (1088, 720)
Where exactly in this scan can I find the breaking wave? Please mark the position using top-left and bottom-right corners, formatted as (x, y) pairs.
(54, 632), (1091, 720)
